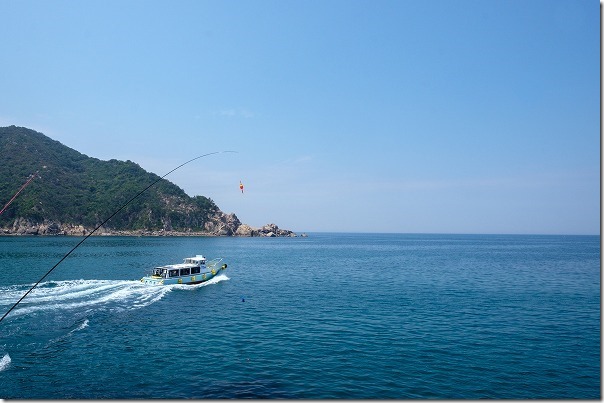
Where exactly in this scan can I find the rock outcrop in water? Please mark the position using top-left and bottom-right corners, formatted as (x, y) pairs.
(235, 223), (297, 237)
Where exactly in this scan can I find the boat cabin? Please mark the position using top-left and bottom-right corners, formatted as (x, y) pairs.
(151, 255), (206, 279)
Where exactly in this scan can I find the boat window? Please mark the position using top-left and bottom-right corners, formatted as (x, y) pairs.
(153, 268), (162, 276)
(180, 268), (191, 276)
(191, 267), (201, 274)
(169, 269), (179, 277)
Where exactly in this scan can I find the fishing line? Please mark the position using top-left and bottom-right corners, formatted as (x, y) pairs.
(0, 151), (237, 324)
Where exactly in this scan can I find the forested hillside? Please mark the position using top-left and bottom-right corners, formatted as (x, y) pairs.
(0, 126), (233, 234)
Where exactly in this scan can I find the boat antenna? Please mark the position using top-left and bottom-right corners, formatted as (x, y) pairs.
(0, 151), (237, 324)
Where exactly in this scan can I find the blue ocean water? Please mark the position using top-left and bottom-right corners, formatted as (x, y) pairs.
(0, 233), (599, 399)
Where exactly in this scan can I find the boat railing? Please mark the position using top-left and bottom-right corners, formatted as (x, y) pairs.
(205, 258), (223, 268)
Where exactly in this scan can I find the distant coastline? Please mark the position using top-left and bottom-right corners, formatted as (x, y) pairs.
(0, 220), (299, 237)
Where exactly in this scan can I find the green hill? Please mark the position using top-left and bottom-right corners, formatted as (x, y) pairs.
(0, 126), (237, 235)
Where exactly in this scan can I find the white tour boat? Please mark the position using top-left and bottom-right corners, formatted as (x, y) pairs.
(140, 255), (227, 286)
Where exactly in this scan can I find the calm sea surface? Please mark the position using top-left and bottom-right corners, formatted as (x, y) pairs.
(0, 233), (599, 399)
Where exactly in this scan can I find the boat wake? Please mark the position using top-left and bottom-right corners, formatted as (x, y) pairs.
(0, 280), (168, 318)
(0, 353), (11, 372)
(70, 318), (89, 334)
(171, 274), (229, 290)
(0, 277), (230, 371)
(0, 276), (229, 319)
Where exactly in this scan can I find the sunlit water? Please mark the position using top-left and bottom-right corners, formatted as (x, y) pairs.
(0, 234), (599, 398)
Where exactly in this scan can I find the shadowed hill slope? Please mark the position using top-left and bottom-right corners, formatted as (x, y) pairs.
(0, 126), (241, 235)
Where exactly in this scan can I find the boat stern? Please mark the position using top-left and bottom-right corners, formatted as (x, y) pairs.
(140, 276), (164, 286)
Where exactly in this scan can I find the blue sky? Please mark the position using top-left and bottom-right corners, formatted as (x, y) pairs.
(0, 0), (599, 234)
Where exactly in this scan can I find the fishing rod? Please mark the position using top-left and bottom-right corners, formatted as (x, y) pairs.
(0, 172), (39, 216)
(0, 151), (237, 324)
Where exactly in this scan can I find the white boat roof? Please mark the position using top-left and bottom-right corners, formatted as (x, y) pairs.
(155, 255), (205, 269)
(185, 255), (205, 260)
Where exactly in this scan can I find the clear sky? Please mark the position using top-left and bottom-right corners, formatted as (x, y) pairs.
(0, 0), (599, 235)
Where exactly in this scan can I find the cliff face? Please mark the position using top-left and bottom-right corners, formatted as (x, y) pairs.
(0, 126), (296, 237)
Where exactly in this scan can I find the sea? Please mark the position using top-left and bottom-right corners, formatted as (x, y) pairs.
(0, 233), (599, 399)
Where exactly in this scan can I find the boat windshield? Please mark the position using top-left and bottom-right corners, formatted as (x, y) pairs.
(152, 268), (163, 277)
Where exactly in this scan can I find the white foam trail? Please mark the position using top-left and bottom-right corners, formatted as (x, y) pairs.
(172, 274), (230, 290)
(71, 319), (89, 333)
(0, 276), (229, 318)
(47, 318), (91, 346)
(0, 280), (172, 318)
(0, 353), (11, 372)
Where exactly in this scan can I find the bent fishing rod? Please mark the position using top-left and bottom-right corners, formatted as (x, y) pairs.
(0, 151), (237, 324)
(0, 172), (39, 216)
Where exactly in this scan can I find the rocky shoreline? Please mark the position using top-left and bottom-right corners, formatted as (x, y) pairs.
(0, 217), (301, 237)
